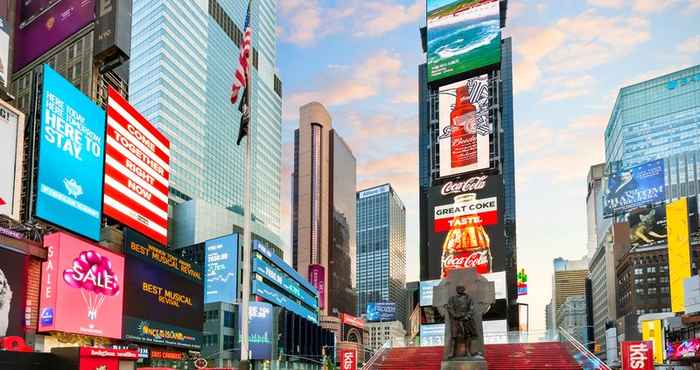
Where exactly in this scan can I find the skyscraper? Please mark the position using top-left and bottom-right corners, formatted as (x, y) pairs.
(292, 102), (356, 317)
(356, 184), (407, 326)
(130, 0), (283, 245)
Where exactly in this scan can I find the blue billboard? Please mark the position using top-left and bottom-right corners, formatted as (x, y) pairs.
(35, 65), (106, 240)
(420, 324), (445, 346)
(367, 302), (397, 322)
(244, 302), (273, 360)
(420, 280), (441, 306)
(252, 280), (318, 324)
(253, 257), (317, 308)
(205, 234), (238, 304)
(604, 159), (666, 216)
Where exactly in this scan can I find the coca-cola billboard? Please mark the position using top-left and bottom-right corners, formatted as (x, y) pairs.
(429, 175), (505, 279)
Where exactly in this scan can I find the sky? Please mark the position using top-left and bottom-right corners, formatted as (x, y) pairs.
(275, 0), (700, 331)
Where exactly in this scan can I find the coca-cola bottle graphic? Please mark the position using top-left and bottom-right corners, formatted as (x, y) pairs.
(450, 85), (477, 168)
(441, 193), (492, 278)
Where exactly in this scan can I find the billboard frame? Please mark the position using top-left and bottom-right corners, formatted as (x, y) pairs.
(0, 100), (24, 221)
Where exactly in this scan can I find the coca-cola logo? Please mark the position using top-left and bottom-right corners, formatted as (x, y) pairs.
(442, 251), (488, 269)
(441, 176), (488, 196)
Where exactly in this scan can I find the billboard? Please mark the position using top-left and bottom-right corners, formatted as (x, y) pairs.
(122, 230), (203, 349)
(39, 232), (124, 338)
(420, 279), (441, 306)
(0, 102), (23, 220)
(426, 0), (501, 82)
(339, 348), (357, 370)
(430, 175), (504, 278)
(438, 75), (491, 177)
(0, 5), (9, 87)
(252, 280), (318, 324)
(309, 264), (325, 309)
(628, 205), (667, 248)
(104, 87), (170, 246)
(253, 257), (317, 308)
(341, 313), (364, 329)
(517, 269), (527, 296)
(621, 341), (653, 370)
(667, 198), (691, 313)
(243, 301), (273, 360)
(14, 0), (97, 71)
(0, 246), (27, 337)
(35, 65), (105, 241)
(641, 319), (664, 364)
(204, 234), (238, 304)
(366, 302), (396, 322)
(420, 324), (445, 346)
(603, 160), (665, 216)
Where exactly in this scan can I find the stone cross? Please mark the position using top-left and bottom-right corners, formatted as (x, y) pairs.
(433, 268), (496, 359)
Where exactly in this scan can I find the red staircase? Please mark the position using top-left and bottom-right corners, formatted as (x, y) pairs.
(369, 342), (582, 370)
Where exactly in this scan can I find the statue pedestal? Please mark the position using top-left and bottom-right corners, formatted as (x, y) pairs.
(441, 359), (488, 370)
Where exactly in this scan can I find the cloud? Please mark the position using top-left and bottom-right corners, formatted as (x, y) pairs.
(541, 75), (597, 102)
(632, 0), (681, 13)
(278, 0), (322, 46)
(691, 0), (700, 10)
(513, 27), (566, 93)
(587, 0), (624, 8)
(678, 35), (700, 54)
(353, 1), (424, 37)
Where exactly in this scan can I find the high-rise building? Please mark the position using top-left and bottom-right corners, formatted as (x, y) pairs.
(366, 321), (406, 351)
(129, 0), (283, 244)
(552, 257), (588, 330)
(356, 184), (407, 325)
(557, 295), (589, 345)
(292, 102), (357, 317)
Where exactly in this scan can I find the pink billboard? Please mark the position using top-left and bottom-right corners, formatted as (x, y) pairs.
(308, 264), (325, 309)
(39, 232), (124, 339)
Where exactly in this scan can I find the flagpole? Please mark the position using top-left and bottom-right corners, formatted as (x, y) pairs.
(240, 0), (254, 368)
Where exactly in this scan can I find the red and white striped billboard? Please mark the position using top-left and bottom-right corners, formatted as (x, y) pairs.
(103, 87), (170, 245)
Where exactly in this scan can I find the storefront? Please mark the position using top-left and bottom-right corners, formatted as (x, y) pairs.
(51, 347), (139, 370)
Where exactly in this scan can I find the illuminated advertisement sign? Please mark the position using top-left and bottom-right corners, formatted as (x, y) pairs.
(427, 0), (500, 82)
(628, 205), (667, 248)
(341, 313), (364, 329)
(123, 230), (203, 349)
(517, 269), (528, 296)
(667, 338), (700, 360)
(667, 198), (692, 313)
(241, 301), (273, 360)
(204, 234), (238, 304)
(420, 324), (445, 346)
(308, 264), (325, 309)
(420, 279), (441, 306)
(253, 258), (317, 308)
(430, 175), (505, 278)
(366, 302), (396, 322)
(603, 160), (665, 216)
(622, 341), (653, 370)
(642, 319), (664, 364)
(0, 102), (23, 220)
(35, 65), (106, 241)
(358, 185), (389, 199)
(252, 280), (318, 324)
(13, 0), (96, 72)
(0, 246), (27, 337)
(39, 232), (124, 338)
(103, 87), (170, 246)
(340, 348), (357, 370)
(253, 243), (317, 295)
(438, 75), (490, 177)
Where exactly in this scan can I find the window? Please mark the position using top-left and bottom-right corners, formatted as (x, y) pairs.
(636, 288), (645, 296)
(647, 267), (656, 273)
(224, 335), (235, 350)
(224, 310), (235, 328)
(635, 268), (644, 275)
(648, 287), (657, 295)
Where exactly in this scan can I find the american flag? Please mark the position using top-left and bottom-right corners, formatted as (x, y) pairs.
(231, 2), (252, 105)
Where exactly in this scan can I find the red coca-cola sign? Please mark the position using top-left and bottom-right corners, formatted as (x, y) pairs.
(441, 176), (488, 196)
(442, 251), (490, 275)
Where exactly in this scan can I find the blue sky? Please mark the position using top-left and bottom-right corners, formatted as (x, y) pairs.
(275, 0), (700, 330)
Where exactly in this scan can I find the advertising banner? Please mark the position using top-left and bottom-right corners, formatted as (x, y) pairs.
(339, 348), (357, 370)
(252, 280), (318, 324)
(427, 0), (500, 82)
(243, 301), (273, 360)
(13, 0), (96, 72)
(0, 7), (9, 87)
(420, 323), (445, 346)
(517, 269), (527, 296)
(309, 264), (325, 309)
(438, 75), (491, 178)
(253, 258), (317, 308)
(123, 229), (203, 349)
(36, 65), (106, 241)
(204, 234), (238, 304)
(341, 313), (364, 329)
(0, 102), (23, 220)
(667, 338), (700, 360)
(0, 246), (27, 337)
(430, 175), (505, 278)
(622, 341), (653, 370)
(628, 205), (667, 248)
(104, 87), (170, 246)
(641, 319), (664, 364)
(366, 302), (397, 322)
(603, 160), (665, 216)
(39, 232), (124, 338)
(667, 198), (692, 313)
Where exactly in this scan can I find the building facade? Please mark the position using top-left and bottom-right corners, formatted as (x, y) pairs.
(130, 0), (283, 243)
(557, 295), (589, 345)
(552, 258), (588, 331)
(292, 102), (357, 317)
(366, 321), (406, 351)
(356, 184), (407, 326)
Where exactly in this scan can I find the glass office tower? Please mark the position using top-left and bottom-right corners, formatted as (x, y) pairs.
(130, 0), (283, 241)
(356, 184), (407, 326)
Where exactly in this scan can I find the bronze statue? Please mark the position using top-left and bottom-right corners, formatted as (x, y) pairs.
(444, 285), (479, 359)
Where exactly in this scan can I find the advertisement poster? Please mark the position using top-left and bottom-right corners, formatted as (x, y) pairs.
(308, 264), (325, 309)
(0, 103), (22, 219)
(438, 75), (491, 177)
(667, 198), (692, 313)
(123, 229), (203, 349)
(603, 160), (665, 216)
(339, 348), (357, 370)
(39, 232), (124, 339)
(420, 324), (445, 346)
(204, 234), (238, 304)
(366, 302), (397, 322)
(103, 87), (170, 246)
(35, 65), (105, 241)
(243, 301), (273, 360)
(0, 7), (9, 87)
(427, 0), (501, 82)
(430, 175), (505, 278)
(13, 0), (96, 72)
(0, 246), (27, 337)
(628, 205), (667, 248)
(252, 280), (318, 324)
(641, 319), (664, 364)
(622, 341), (653, 370)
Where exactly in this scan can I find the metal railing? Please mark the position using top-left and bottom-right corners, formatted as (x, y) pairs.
(361, 339), (399, 370)
(559, 327), (611, 370)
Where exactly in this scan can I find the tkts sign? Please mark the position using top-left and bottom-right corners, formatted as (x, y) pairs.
(622, 341), (653, 370)
(429, 175), (505, 278)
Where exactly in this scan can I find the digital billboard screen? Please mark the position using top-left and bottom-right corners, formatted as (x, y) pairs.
(430, 175), (505, 278)
(366, 302), (396, 322)
(14, 0), (97, 72)
(0, 102), (22, 220)
(438, 75), (491, 177)
(204, 234), (238, 304)
(39, 232), (124, 339)
(628, 205), (667, 248)
(420, 324), (445, 346)
(242, 302), (273, 360)
(35, 65), (105, 241)
(0, 246), (27, 337)
(603, 159), (665, 216)
(104, 87), (170, 246)
(427, 0), (501, 82)
(123, 230), (203, 349)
